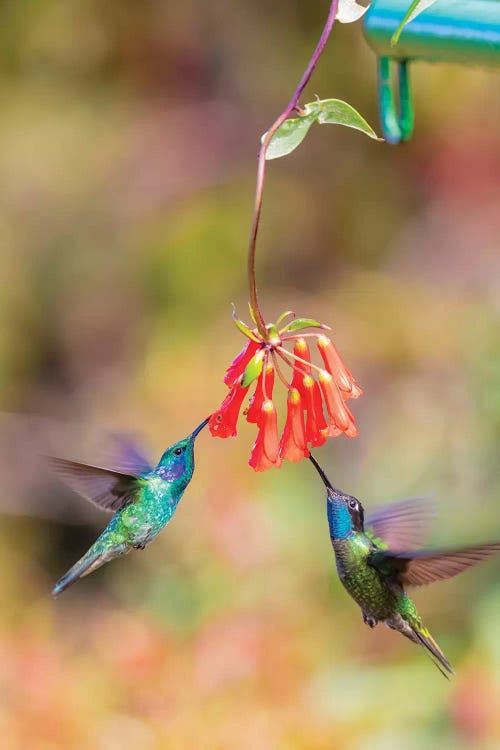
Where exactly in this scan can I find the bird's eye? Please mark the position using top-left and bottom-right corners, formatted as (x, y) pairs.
(174, 447), (185, 456)
(348, 498), (357, 510)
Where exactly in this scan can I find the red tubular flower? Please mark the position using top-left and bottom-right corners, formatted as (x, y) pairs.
(344, 422), (359, 439)
(249, 400), (281, 471)
(289, 339), (312, 405)
(291, 339), (312, 385)
(210, 310), (363, 469)
(321, 422), (342, 439)
(224, 339), (262, 386)
(279, 388), (308, 462)
(209, 378), (249, 438)
(318, 370), (358, 437)
(246, 363), (275, 424)
(302, 375), (327, 447)
(317, 335), (362, 398)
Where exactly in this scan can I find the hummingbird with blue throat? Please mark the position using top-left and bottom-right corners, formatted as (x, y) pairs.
(49, 418), (208, 595)
(310, 454), (500, 676)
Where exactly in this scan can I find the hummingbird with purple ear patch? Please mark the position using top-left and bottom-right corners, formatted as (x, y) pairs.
(309, 454), (500, 677)
(49, 418), (208, 595)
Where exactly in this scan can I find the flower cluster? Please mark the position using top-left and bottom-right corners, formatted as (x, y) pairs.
(208, 312), (362, 471)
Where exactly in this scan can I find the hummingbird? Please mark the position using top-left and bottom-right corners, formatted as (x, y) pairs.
(309, 454), (500, 676)
(49, 418), (209, 596)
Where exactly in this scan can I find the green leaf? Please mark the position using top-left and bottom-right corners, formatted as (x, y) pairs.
(276, 310), (296, 328)
(247, 302), (258, 326)
(264, 99), (380, 160)
(264, 113), (316, 160)
(337, 0), (370, 24)
(391, 0), (437, 46)
(304, 99), (381, 140)
(280, 317), (327, 334)
(231, 304), (260, 342)
(242, 350), (265, 388)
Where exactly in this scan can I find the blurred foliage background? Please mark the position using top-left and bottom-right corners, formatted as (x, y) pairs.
(0, 1), (499, 748)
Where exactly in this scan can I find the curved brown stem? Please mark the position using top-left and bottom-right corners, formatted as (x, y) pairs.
(247, 0), (340, 339)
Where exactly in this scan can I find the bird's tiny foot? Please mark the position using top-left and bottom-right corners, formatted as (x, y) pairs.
(134, 542), (146, 550)
(363, 613), (377, 629)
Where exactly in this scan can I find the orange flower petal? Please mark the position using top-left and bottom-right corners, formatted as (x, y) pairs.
(209, 379), (249, 438)
(279, 388), (309, 462)
(249, 400), (281, 471)
(249, 442), (274, 471)
(344, 423), (359, 438)
(349, 382), (363, 399)
(321, 424), (343, 439)
(262, 400), (280, 464)
(302, 375), (327, 447)
(246, 363), (274, 424)
(318, 370), (357, 434)
(290, 339), (312, 389)
(317, 335), (362, 399)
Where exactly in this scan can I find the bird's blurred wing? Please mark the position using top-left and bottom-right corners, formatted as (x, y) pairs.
(48, 457), (142, 512)
(107, 434), (153, 475)
(365, 497), (435, 551)
(369, 543), (500, 586)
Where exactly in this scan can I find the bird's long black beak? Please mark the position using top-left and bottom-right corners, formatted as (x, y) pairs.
(309, 453), (342, 494)
(190, 417), (210, 440)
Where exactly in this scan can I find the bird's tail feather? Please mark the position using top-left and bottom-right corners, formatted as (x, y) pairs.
(52, 550), (108, 596)
(413, 625), (454, 678)
(52, 544), (130, 596)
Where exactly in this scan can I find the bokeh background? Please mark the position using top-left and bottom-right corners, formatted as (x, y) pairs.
(1, 2), (500, 748)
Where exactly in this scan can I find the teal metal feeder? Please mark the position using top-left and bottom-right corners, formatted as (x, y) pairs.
(363, 0), (500, 143)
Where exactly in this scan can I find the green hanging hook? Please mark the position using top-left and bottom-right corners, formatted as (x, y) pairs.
(377, 56), (414, 144)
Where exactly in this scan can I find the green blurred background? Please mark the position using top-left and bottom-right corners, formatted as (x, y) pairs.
(0, 2), (499, 748)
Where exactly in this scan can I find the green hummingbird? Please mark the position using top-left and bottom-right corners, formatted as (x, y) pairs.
(50, 418), (208, 595)
(310, 454), (500, 676)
